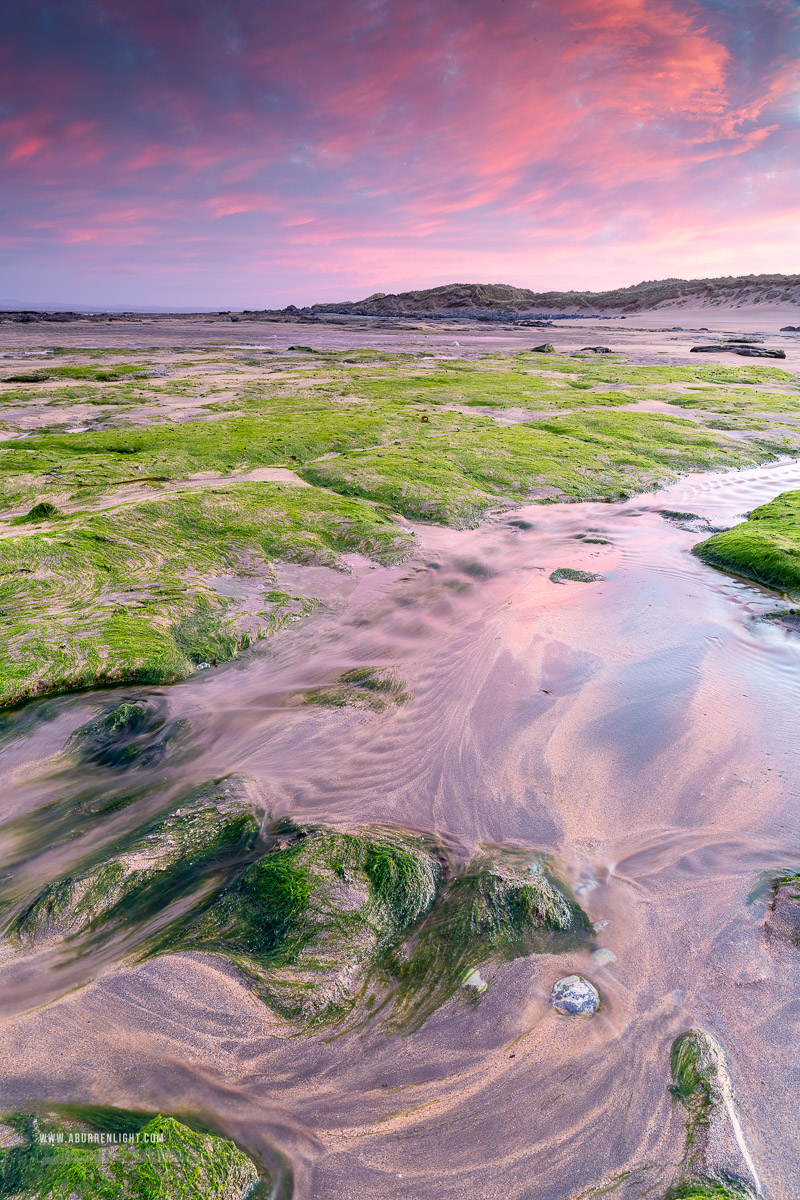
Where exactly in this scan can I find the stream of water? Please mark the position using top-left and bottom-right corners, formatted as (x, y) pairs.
(1, 459), (799, 1199)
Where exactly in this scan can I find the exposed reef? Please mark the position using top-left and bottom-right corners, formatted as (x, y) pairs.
(3, 781), (591, 1030)
(10, 775), (262, 949)
(0, 342), (795, 706)
(693, 489), (800, 597)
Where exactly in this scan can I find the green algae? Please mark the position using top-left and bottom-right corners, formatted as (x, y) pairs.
(0, 483), (411, 706)
(9, 777), (262, 948)
(171, 824), (442, 1024)
(10, 502), (61, 525)
(0, 1112), (263, 1200)
(549, 568), (604, 584)
(302, 410), (771, 527)
(302, 667), (410, 711)
(693, 490), (800, 597)
(662, 1182), (755, 1199)
(0, 343), (796, 709)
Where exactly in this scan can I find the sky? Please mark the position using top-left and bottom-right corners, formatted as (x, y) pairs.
(2, 0), (799, 308)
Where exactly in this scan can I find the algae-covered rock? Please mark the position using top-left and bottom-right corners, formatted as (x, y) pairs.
(177, 833), (590, 1028)
(549, 567), (604, 584)
(693, 489), (800, 597)
(6, 794), (591, 1029)
(669, 1030), (759, 1197)
(10, 502), (61, 525)
(391, 856), (592, 1028)
(301, 667), (410, 712)
(10, 776), (263, 949)
(765, 869), (800, 946)
(68, 699), (188, 770)
(0, 1111), (263, 1199)
(178, 825), (441, 1023)
(661, 1182), (757, 1199)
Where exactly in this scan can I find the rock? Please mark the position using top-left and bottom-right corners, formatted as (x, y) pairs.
(579, 346), (612, 353)
(690, 345), (786, 358)
(182, 824), (442, 1023)
(11, 775), (263, 947)
(1, 370), (51, 382)
(549, 567), (603, 584)
(180, 832), (590, 1028)
(462, 967), (488, 992)
(765, 869), (800, 945)
(531, 342), (555, 353)
(0, 1112), (263, 1199)
(669, 1030), (761, 1196)
(780, 325), (797, 331)
(591, 947), (616, 966)
(551, 974), (600, 1015)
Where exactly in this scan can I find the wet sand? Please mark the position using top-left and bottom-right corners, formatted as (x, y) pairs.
(0, 318), (799, 1198)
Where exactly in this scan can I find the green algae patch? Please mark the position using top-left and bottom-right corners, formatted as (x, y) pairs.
(662, 1182), (756, 1199)
(301, 667), (410, 711)
(693, 490), (800, 597)
(173, 825), (441, 1024)
(9, 776), (263, 949)
(0, 483), (412, 706)
(550, 568), (604, 584)
(0, 1112), (263, 1200)
(10, 502), (61, 525)
(301, 412), (776, 527)
(69, 698), (189, 770)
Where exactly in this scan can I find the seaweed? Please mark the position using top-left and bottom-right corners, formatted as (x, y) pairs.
(0, 1111), (264, 1199)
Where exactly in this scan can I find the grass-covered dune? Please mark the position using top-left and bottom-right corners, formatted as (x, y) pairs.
(693, 490), (800, 597)
(0, 1110), (265, 1200)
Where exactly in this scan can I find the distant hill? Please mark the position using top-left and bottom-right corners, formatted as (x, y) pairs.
(311, 275), (800, 317)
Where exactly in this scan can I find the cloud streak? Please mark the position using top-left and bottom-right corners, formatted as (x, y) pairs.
(2, 0), (799, 305)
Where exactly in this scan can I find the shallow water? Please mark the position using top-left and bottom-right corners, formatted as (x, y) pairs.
(1, 459), (800, 1198)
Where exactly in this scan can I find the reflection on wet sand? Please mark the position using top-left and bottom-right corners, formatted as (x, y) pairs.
(1, 460), (799, 1198)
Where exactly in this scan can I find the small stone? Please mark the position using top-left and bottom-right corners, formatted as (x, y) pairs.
(197, 662), (211, 670)
(591, 947), (616, 966)
(551, 974), (600, 1015)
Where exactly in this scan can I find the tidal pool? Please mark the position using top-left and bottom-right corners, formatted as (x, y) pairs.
(0, 455), (798, 1198)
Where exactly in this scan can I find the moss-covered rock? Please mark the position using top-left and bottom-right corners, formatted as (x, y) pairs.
(766, 869), (800, 946)
(662, 1182), (757, 1199)
(301, 667), (410, 711)
(693, 490), (800, 597)
(0, 1111), (263, 1199)
(668, 1030), (757, 1198)
(0, 483), (412, 707)
(549, 567), (604, 584)
(391, 856), (592, 1028)
(176, 825), (441, 1023)
(10, 776), (263, 949)
(68, 698), (188, 770)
